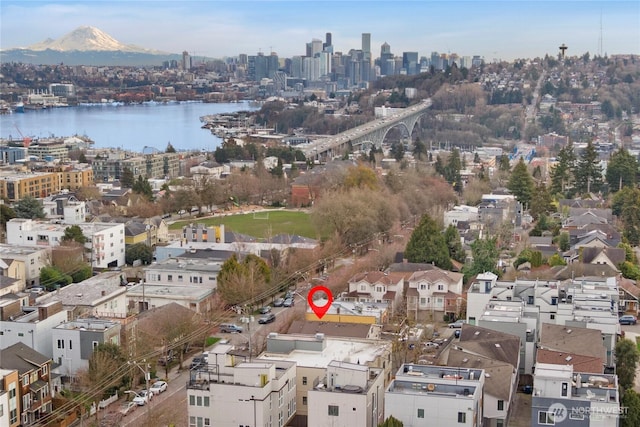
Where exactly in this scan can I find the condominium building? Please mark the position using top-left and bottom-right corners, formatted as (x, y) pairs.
(385, 364), (485, 427)
(187, 344), (297, 427)
(0, 172), (62, 201)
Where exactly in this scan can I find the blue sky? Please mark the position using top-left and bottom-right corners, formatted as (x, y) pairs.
(1, 1), (638, 61)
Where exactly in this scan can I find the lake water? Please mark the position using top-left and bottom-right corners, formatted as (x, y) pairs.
(0, 101), (258, 152)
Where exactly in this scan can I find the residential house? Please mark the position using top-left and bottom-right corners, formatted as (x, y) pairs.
(126, 282), (215, 314)
(344, 271), (405, 314)
(286, 320), (381, 340)
(385, 364), (484, 427)
(0, 300), (67, 358)
(304, 299), (389, 324)
(538, 323), (606, 374)
(0, 343), (53, 426)
(42, 194), (86, 224)
(51, 319), (121, 381)
(0, 276), (22, 298)
(406, 268), (464, 322)
(182, 223), (226, 244)
(618, 277), (640, 315)
(579, 247), (625, 271)
(0, 368), (20, 427)
(187, 344), (297, 427)
(307, 361), (385, 427)
(532, 363), (619, 427)
(0, 244), (52, 288)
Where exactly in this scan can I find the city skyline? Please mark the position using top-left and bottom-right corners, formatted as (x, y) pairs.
(1, 1), (639, 62)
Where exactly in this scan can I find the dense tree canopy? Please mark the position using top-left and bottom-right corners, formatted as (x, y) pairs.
(217, 254), (272, 306)
(606, 148), (638, 192)
(62, 225), (87, 245)
(615, 338), (640, 390)
(125, 243), (153, 265)
(574, 141), (603, 194)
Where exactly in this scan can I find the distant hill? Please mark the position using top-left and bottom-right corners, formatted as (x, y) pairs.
(0, 26), (182, 66)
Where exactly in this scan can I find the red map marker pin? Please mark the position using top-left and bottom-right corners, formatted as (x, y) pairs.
(308, 285), (333, 319)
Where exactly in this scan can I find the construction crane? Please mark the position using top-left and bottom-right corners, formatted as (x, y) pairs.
(13, 124), (32, 148)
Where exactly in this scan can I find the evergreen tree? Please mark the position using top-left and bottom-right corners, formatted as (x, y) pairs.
(14, 196), (45, 219)
(445, 148), (463, 194)
(405, 214), (453, 270)
(62, 225), (87, 244)
(606, 148), (638, 192)
(507, 158), (534, 207)
(549, 142), (576, 196)
(529, 183), (554, 220)
(434, 155), (445, 176)
(574, 141), (603, 194)
(498, 154), (511, 172)
(615, 339), (640, 390)
(132, 175), (154, 200)
(120, 167), (135, 188)
(413, 138), (427, 161)
(463, 237), (499, 281)
(166, 142), (177, 153)
(444, 225), (466, 263)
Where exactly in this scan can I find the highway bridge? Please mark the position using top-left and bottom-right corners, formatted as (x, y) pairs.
(300, 98), (433, 161)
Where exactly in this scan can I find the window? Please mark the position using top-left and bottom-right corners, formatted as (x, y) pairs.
(189, 395), (195, 406)
(69, 340), (72, 350)
(420, 297), (426, 305)
(376, 286), (383, 292)
(328, 405), (339, 416)
(496, 420), (504, 427)
(438, 284), (444, 291)
(204, 396), (210, 407)
(550, 314), (556, 320)
(419, 284), (426, 290)
(10, 408), (17, 424)
(497, 400), (504, 411)
(302, 376), (307, 385)
(457, 412), (466, 423)
(302, 396), (307, 405)
(204, 419), (210, 427)
(551, 297), (558, 305)
(528, 295), (534, 305)
(561, 382), (568, 397)
(92, 341), (99, 349)
(360, 285), (366, 291)
(57, 339), (64, 349)
(196, 396), (202, 406)
(417, 408), (425, 418)
(22, 375), (29, 386)
(538, 411), (555, 425)
(168, 275), (173, 281)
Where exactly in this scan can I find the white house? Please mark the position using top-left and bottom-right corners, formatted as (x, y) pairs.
(126, 282), (215, 314)
(345, 271), (405, 314)
(143, 256), (222, 289)
(51, 319), (121, 380)
(444, 205), (479, 227)
(0, 244), (51, 288)
(6, 219), (125, 269)
(385, 364), (485, 427)
(0, 300), (67, 358)
(406, 268), (464, 321)
(307, 361), (385, 427)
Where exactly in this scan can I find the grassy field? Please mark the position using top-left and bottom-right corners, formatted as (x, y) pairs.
(170, 210), (319, 240)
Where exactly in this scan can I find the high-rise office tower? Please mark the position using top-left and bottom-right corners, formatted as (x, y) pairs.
(310, 39), (323, 57)
(362, 33), (371, 54)
(324, 32), (332, 49)
(380, 42), (394, 76)
(402, 52), (419, 75)
(182, 51), (191, 71)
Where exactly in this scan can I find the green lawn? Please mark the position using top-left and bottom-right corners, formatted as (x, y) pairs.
(170, 210), (319, 240)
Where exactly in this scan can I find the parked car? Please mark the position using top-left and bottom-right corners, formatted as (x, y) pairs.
(132, 390), (152, 406)
(149, 380), (168, 394)
(424, 341), (440, 348)
(118, 401), (136, 416)
(448, 320), (466, 328)
(27, 287), (45, 295)
(258, 313), (276, 324)
(259, 306), (272, 314)
(219, 323), (244, 333)
(273, 298), (285, 307)
(283, 298), (294, 307)
(285, 291), (294, 300)
(619, 315), (637, 325)
(158, 350), (175, 366)
(454, 330), (461, 338)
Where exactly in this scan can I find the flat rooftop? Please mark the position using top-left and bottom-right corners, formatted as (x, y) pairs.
(38, 271), (125, 306)
(258, 334), (390, 369)
(127, 283), (213, 299)
(55, 319), (119, 331)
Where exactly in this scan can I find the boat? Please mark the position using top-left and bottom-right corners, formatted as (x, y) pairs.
(14, 102), (24, 113)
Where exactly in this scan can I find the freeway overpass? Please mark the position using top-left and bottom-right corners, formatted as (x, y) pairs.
(300, 98), (433, 161)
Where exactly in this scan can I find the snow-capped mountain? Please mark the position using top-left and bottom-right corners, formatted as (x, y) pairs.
(1, 26), (180, 66)
(26, 26), (165, 53)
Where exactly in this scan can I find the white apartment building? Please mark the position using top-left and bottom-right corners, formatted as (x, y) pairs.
(143, 256), (222, 289)
(42, 197), (86, 224)
(444, 205), (479, 227)
(51, 319), (120, 379)
(37, 271), (128, 319)
(258, 333), (393, 426)
(187, 344), (297, 427)
(6, 219), (125, 269)
(532, 363), (620, 427)
(0, 300), (67, 358)
(0, 244), (51, 288)
(126, 282), (215, 314)
(385, 364), (485, 427)
(307, 361), (385, 427)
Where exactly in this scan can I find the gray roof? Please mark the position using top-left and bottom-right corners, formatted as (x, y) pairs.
(458, 324), (521, 369)
(539, 323), (606, 360)
(0, 342), (51, 374)
(286, 320), (372, 339)
(446, 348), (514, 400)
